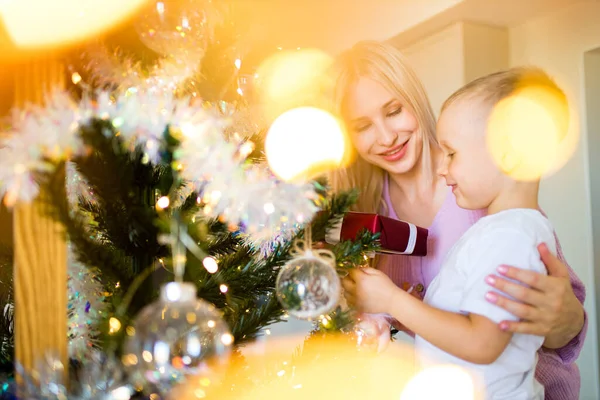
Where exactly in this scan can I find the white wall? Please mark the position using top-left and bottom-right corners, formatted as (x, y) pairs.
(397, 23), (465, 116)
(396, 22), (509, 116)
(584, 46), (600, 400)
(509, 3), (600, 398)
(463, 23), (509, 83)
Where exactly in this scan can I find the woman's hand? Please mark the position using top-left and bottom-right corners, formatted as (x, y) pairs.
(341, 268), (398, 315)
(484, 243), (584, 348)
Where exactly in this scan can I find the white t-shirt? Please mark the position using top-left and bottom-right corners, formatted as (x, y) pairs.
(415, 209), (556, 400)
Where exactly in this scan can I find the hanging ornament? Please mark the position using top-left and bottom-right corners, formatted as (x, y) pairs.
(122, 282), (233, 393)
(275, 225), (341, 320)
(134, 0), (213, 60)
(352, 315), (392, 354)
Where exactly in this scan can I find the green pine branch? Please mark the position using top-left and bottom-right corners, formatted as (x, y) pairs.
(74, 120), (169, 264)
(40, 163), (134, 287)
(332, 229), (381, 273)
(226, 294), (283, 345)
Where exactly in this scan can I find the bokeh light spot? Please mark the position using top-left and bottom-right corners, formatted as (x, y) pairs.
(486, 84), (573, 181)
(265, 107), (346, 182)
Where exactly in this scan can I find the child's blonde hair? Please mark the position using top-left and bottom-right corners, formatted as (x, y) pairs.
(327, 41), (438, 213)
(442, 66), (568, 117)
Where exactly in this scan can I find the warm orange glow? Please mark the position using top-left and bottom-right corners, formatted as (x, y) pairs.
(169, 333), (487, 399)
(0, 0), (148, 49)
(255, 48), (334, 123)
(174, 334), (419, 399)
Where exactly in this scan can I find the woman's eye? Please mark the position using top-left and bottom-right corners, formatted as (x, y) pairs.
(355, 124), (371, 133)
(387, 107), (402, 117)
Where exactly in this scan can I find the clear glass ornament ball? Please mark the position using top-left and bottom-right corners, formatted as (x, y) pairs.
(275, 254), (341, 320)
(352, 315), (391, 354)
(134, 0), (210, 58)
(122, 282), (233, 391)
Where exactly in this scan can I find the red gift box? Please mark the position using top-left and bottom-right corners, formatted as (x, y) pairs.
(325, 212), (428, 256)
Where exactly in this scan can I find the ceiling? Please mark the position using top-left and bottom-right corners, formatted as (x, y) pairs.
(388, 0), (587, 47)
(233, 0), (462, 55)
(233, 0), (583, 69)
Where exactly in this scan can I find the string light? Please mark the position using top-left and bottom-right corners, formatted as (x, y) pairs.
(142, 350), (153, 362)
(71, 72), (82, 84)
(238, 141), (254, 159)
(109, 317), (122, 334)
(221, 333), (234, 346)
(263, 202), (275, 215)
(156, 196), (170, 209)
(219, 284), (228, 293)
(186, 312), (197, 324)
(202, 256), (218, 273)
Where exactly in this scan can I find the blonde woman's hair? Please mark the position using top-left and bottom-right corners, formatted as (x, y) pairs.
(328, 41), (438, 213)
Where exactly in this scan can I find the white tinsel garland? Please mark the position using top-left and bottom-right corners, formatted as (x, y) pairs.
(66, 161), (96, 207)
(67, 246), (107, 361)
(0, 89), (317, 240)
(64, 164), (106, 361)
(0, 92), (86, 206)
(83, 44), (200, 95)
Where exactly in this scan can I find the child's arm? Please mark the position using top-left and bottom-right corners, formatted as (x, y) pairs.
(387, 289), (511, 364)
(376, 228), (547, 364)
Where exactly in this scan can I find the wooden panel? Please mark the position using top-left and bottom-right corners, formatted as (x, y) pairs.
(12, 55), (68, 381)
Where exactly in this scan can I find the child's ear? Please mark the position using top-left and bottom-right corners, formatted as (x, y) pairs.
(500, 151), (520, 174)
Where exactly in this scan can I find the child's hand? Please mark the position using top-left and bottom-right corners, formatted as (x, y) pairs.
(342, 267), (398, 315)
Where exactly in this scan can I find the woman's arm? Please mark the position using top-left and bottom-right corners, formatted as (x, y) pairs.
(485, 241), (587, 362)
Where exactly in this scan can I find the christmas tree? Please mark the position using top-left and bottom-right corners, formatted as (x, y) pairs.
(0, 1), (382, 397)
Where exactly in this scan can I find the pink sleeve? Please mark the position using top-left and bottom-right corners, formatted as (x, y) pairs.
(552, 232), (588, 364)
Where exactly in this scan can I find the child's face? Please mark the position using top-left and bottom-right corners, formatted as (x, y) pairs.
(436, 99), (506, 210)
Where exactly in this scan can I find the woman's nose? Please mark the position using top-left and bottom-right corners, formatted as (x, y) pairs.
(376, 122), (397, 147)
